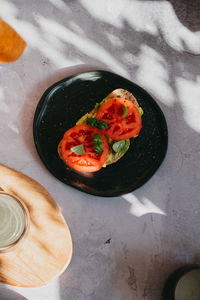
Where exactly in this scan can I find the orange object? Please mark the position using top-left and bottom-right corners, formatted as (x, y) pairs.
(60, 124), (109, 172)
(0, 18), (26, 63)
(96, 97), (142, 140)
(0, 164), (73, 287)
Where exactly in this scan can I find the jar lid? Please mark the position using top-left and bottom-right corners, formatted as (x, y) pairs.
(0, 192), (29, 253)
(163, 264), (200, 300)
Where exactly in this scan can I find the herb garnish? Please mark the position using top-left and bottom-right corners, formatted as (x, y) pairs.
(70, 144), (85, 155)
(112, 140), (129, 154)
(93, 134), (103, 154)
(121, 104), (128, 118)
(87, 118), (108, 129)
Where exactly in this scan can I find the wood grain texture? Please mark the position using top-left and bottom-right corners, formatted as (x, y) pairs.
(0, 164), (73, 287)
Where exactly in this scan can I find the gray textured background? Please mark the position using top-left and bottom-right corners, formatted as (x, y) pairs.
(0, 0), (200, 299)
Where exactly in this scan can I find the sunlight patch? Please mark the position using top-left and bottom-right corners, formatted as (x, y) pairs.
(0, 0), (18, 20)
(148, 0), (200, 55)
(36, 16), (129, 76)
(176, 77), (200, 132)
(69, 21), (86, 36)
(123, 1), (158, 35)
(0, 87), (9, 113)
(106, 32), (124, 48)
(123, 194), (166, 217)
(79, 0), (126, 28)
(48, 0), (68, 10)
(137, 45), (174, 106)
(8, 278), (60, 300)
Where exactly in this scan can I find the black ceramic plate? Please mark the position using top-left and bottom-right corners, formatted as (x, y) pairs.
(33, 70), (168, 197)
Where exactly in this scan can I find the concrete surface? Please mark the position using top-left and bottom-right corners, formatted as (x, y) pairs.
(0, 0), (200, 299)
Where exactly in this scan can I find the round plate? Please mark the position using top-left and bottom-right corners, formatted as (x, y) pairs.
(33, 70), (168, 197)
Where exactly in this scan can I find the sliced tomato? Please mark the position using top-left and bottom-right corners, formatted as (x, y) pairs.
(60, 124), (109, 172)
(96, 97), (142, 140)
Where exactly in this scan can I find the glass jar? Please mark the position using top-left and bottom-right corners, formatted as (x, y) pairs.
(163, 264), (200, 300)
(0, 192), (29, 253)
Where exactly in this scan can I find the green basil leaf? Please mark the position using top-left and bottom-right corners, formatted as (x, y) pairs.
(93, 134), (103, 154)
(121, 104), (128, 118)
(112, 140), (129, 154)
(86, 118), (98, 127)
(98, 120), (108, 129)
(70, 144), (85, 155)
(87, 118), (108, 129)
(138, 107), (144, 116)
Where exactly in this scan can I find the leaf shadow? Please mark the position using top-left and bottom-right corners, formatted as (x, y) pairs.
(1, 0), (200, 298)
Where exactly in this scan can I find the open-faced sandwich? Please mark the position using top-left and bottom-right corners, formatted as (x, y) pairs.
(58, 89), (143, 172)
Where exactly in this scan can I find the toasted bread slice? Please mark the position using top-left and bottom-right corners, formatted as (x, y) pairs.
(99, 89), (139, 166)
(58, 89), (140, 169)
(107, 89), (139, 108)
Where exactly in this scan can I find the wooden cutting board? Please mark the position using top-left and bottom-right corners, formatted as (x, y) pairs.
(0, 164), (73, 287)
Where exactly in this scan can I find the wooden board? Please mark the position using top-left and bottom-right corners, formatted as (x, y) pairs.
(0, 164), (73, 287)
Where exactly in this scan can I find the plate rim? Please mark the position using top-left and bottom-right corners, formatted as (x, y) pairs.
(33, 70), (168, 197)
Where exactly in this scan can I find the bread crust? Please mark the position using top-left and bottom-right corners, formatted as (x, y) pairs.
(107, 89), (139, 107)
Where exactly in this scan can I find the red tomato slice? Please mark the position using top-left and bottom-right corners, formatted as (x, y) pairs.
(60, 124), (109, 172)
(96, 97), (142, 140)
